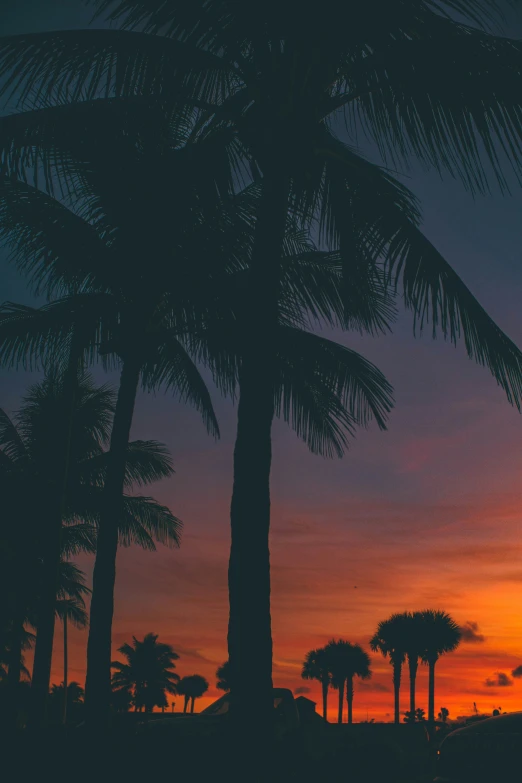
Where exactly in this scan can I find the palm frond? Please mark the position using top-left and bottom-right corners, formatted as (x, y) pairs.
(344, 19), (522, 193)
(119, 495), (182, 549)
(0, 28), (236, 108)
(274, 326), (394, 458)
(0, 295), (117, 371)
(141, 335), (220, 438)
(0, 407), (27, 463)
(0, 176), (109, 296)
(55, 596), (89, 628)
(387, 220), (522, 409)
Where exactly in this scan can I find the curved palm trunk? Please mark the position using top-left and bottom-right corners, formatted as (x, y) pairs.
(30, 343), (81, 728)
(392, 659), (402, 725)
(62, 614), (68, 725)
(428, 658), (437, 724)
(84, 357), (141, 729)
(408, 653), (418, 716)
(337, 680), (345, 724)
(321, 679), (329, 722)
(347, 675), (354, 725)
(183, 695), (189, 714)
(228, 167), (289, 755)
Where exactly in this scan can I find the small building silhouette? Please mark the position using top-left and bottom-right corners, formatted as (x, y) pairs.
(295, 696), (318, 719)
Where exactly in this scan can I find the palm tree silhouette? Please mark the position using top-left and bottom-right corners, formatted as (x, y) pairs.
(419, 610), (461, 723)
(324, 639), (371, 724)
(370, 615), (407, 724)
(301, 647), (331, 722)
(176, 675), (209, 714)
(55, 561), (89, 725)
(0, 373), (182, 724)
(216, 660), (231, 692)
(3, 4), (522, 739)
(111, 633), (179, 713)
(48, 682), (85, 724)
(392, 611), (425, 718)
(0, 110), (393, 729)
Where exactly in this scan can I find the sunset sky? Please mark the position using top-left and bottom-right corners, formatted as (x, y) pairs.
(2, 0), (522, 722)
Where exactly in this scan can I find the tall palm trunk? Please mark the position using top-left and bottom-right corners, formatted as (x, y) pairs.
(228, 166), (289, 751)
(392, 658), (402, 725)
(337, 680), (345, 724)
(408, 653), (418, 716)
(321, 679), (329, 722)
(347, 675), (354, 725)
(62, 613), (68, 725)
(190, 697), (195, 714)
(183, 695), (189, 714)
(428, 657), (437, 724)
(30, 342), (81, 728)
(84, 356), (141, 728)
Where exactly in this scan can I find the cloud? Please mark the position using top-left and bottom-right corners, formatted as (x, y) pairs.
(357, 682), (391, 693)
(484, 672), (513, 687)
(460, 621), (486, 644)
(294, 686), (311, 695)
(511, 665), (522, 679)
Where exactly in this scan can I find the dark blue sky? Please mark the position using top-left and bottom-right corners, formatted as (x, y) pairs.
(2, 0), (522, 719)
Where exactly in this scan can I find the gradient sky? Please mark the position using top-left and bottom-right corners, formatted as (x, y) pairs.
(2, 0), (522, 722)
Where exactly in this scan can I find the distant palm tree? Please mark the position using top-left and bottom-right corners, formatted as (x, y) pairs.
(419, 610), (461, 723)
(55, 561), (89, 725)
(370, 615), (407, 724)
(48, 682), (84, 724)
(111, 633), (179, 713)
(216, 660), (231, 692)
(393, 611), (425, 718)
(403, 707), (425, 724)
(176, 675), (209, 714)
(301, 647), (331, 722)
(324, 639), (371, 724)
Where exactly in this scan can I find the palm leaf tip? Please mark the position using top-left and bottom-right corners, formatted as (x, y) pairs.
(391, 226), (522, 410)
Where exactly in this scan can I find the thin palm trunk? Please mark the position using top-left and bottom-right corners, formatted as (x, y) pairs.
(228, 167), (289, 752)
(183, 695), (189, 713)
(321, 679), (328, 722)
(62, 613), (68, 725)
(337, 679), (345, 724)
(84, 356), (141, 729)
(408, 654), (418, 716)
(347, 675), (354, 725)
(5, 615), (25, 730)
(190, 697), (195, 714)
(30, 342), (81, 728)
(392, 659), (402, 725)
(428, 658), (437, 724)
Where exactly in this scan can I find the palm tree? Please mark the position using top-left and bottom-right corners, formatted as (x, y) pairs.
(301, 647), (331, 722)
(111, 633), (179, 713)
(216, 660), (231, 692)
(324, 639), (371, 724)
(3, 5), (522, 736)
(393, 611), (425, 718)
(370, 615), (407, 724)
(0, 109), (393, 732)
(0, 373), (182, 724)
(419, 610), (461, 723)
(48, 682), (85, 724)
(176, 675), (209, 714)
(55, 561), (90, 725)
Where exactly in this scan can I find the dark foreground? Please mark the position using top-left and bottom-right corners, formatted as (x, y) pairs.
(2, 723), (436, 783)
